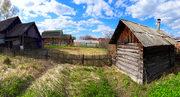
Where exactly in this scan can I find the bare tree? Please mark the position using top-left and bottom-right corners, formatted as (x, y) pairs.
(79, 35), (92, 40)
(104, 31), (113, 39)
(0, 0), (19, 19)
(99, 31), (114, 48)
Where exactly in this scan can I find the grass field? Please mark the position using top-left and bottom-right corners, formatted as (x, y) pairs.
(44, 45), (108, 55)
(0, 53), (180, 97)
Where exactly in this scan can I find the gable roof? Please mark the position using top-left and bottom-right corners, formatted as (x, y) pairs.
(0, 16), (21, 31)
(42, 30), (63, 38)
(60, 34), (71, 40)
(6, 22), (34, 37)
(109, 19), (178, 47)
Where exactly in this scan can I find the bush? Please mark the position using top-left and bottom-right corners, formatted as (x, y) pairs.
(3, 57), (11, 65)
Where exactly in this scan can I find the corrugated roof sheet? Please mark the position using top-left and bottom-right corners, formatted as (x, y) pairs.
(42, 30), (63, 38)
(109, 19), (178, 47)
(6, 22), (34, 37)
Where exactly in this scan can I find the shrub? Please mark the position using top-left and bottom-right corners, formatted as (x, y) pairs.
(3, 57), (11, 65)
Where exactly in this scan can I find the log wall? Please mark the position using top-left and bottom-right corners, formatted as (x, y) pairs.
(116, 43), (143, 84)
(143, 45), (175, 83)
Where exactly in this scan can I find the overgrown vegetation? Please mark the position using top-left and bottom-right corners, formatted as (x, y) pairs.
(0, 51), (179, 96)
(3, 56), (11, 65)
(147, 73), (180, 97)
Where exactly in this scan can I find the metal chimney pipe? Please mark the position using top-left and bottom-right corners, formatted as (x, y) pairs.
(157, 19), (161, 33)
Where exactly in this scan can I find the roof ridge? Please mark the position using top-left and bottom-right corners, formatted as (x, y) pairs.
(120, 19), (151, 28)
(0, 16), (18, 22)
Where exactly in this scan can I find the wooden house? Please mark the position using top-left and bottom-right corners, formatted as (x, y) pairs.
(59, 34), (72, 46)
(0, 16), (21, 46)
(109, 19), (178, 84)
(5, 22), (43, 50)
(42, 30), (63, 45)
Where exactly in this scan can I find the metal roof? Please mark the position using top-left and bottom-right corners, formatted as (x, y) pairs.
(109, 19), (178, 47)
(42, 30), (63, 38)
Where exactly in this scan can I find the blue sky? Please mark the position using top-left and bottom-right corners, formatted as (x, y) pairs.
(11, 0), (180, 39)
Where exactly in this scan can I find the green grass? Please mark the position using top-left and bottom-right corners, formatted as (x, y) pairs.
(146, 72), (180, 97)
(0, 53), (179, 97)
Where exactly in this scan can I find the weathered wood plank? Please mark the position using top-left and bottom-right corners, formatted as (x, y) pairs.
(117, 54), (139, 63)
(117, 45), (139, 50)
(129, 30), (132, 43)
(117, 67), (138, 80)
(146, 58), (169, 67)
(117, 43), (140, 46)
(116, 62), (139, 76)
(116, 51), (141, 58)
(147, 59), (169, 73)
(117, 48), (141, 54)
(116, 58), (139, 70)
(132, 32), (134, 42)
(144, 54), (169, 64)
(147, 65), (169, 82)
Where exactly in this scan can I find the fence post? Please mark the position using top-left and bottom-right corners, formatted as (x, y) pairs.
(86, 43), (87, 47)
(13, 48), (15, 57)
(110, 54), (113, 65)
(46, 50), (48, 60)
(82, 54), (84, 65)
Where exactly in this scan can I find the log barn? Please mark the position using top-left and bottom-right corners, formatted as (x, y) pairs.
(0, 16), (21, 47)
(5, 22), (43, 50)
(109, 19), (178, 84)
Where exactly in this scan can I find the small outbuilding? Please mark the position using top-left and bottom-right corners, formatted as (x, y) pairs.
(0, 16), (21, 46)
(6, 22), (43, 50)
(109, 19), (178, 84)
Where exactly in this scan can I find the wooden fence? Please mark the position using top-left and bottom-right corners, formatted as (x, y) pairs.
(0, 47), (113, 66)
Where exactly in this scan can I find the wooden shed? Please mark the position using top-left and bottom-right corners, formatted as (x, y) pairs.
(5, 22), (43, 50)
(109, 19), (178, 84)
(0, 16), (21, 46)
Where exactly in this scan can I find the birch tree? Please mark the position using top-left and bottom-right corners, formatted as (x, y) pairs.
(0, 0), (19, 19)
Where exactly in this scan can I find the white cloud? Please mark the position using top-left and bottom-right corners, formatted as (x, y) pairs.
(37, 15), (77, 31)
(92, 25), (114, 33)
(83, 6), (86, 9)
(67, 31), (79, 34)
(126, 0), (180, 30)
(114, 0), (126, 8)
(64, 29), (71, 32)
(73, 0), (114, 18)
(76, 26), (87, 31)
(37, 16), (103, 33)
(11, 0), (76, 18)
(77, 18), (103, 27)
(108, 0), (113, 4)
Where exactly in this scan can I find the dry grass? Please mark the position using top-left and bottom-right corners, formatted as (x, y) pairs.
(0, 53), (179, 97)
(45, 45), (108, 55)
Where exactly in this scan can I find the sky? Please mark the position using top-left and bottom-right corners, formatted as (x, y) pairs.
(10, 0), (180, 39)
